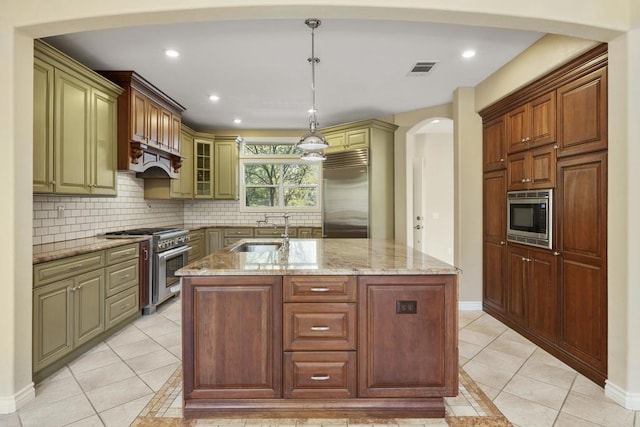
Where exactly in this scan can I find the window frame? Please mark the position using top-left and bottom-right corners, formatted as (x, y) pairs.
(239, 137), (322, 213)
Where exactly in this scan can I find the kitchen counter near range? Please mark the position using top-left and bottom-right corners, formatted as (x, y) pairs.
(33, 236), (150, 264)
(177, 238), (459, 276)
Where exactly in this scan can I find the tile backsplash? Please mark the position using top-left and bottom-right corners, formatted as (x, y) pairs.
(33, 171), (321, 244)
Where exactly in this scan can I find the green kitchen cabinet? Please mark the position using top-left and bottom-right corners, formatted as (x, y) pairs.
(194, 137), (214, 199)
(214, 136), (239, 200)
(33, 40), (121, 196)
(33, 269), (105, 373)
(33, 57), (55, 193)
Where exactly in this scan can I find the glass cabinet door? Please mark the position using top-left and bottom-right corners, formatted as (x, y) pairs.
(194, 139), (213, 198)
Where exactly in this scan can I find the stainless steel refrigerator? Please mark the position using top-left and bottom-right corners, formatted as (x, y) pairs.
(322, 149), (369, 238)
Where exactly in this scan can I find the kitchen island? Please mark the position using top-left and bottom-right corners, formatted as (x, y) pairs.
(177, 238), (459, 418)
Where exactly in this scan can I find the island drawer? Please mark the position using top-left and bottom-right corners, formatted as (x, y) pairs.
(284, 276), (356, 302)
(283, 351), (356, 398)
(283, 303), (356, 351)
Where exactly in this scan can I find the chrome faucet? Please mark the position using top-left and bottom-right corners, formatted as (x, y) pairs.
(256, 213), (291, 250)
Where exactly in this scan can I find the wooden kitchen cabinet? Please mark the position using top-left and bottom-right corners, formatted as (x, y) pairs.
(507, 245), (558, 339)
(556, 67), (607, 158)
(213, 136), (239, 200)
(506, 143), (556, 190)
(144, 125), (195, 199)
(556, 151), (607, 378)
(182, 276), (283, 399)
(506, 92), (556, 154)
(98, 70), (185, 178)
(33, 41), (121, 196)
(481, 44), (608, 386)
(358, 275), (457, 398)
(483, 170), (507, 314)
(223, 227), (254, 246)
(483, 115), (506, 172)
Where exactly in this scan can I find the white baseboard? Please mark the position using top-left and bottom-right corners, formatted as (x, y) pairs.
(605, 380), (640, 410)
(459, 301), (482, 311)
(0, 382), (35, 414)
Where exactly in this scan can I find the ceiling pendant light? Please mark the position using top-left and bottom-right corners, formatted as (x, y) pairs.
(296, 18), (328, 159)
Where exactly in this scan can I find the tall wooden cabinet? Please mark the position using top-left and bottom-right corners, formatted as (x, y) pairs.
(481, 44), (608, 385)
(33, 40), (122, 195)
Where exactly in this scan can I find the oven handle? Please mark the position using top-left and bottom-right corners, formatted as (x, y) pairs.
(156, 245), (191, 261)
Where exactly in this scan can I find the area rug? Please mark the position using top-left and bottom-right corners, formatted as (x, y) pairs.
(132, 366), (511, 426)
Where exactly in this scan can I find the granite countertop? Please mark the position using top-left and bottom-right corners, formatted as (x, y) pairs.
(33, 236), (150, 264)
(177, 238), (459, 276)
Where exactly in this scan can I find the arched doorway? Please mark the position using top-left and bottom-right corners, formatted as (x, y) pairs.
(406, 118), (454, 263)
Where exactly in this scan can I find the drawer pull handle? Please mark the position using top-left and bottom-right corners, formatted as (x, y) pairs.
(310, 287), (330, 292)
(311, 326), (330, 331)
(120, 274), (131, 280)
(311, 375), (330, 381)
(69, 264), (83, 270)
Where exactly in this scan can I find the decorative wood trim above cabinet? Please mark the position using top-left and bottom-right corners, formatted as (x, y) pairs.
(479, 44), (607, 121)
(97, 70), (186, 178)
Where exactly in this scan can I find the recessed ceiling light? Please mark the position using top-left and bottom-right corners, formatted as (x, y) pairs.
(233, 118), (242, 124)
(209, 95), (220, 102)
(462, 49), (476, 59)
(164, 49), (180, 58)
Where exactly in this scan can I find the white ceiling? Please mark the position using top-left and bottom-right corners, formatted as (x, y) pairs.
(45, 19), (543, 132)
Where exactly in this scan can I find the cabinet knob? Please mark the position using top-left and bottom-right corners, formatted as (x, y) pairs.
(553, 251), (560, 256)
(521, 179), (527, 183)
(521, 138), (526, 143)
(500, 158), (504, 162)
(525, 137), (531, 142)
(500, 241), (505, 245)
(50, 180), (56, 185)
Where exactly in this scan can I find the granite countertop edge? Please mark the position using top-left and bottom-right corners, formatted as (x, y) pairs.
(33, 236), (151, 264)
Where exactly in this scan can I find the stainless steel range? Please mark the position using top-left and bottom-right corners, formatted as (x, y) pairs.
(104, 227), (190, 314)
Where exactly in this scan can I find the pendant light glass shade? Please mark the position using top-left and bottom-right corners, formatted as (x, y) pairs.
(296, 18), (329, 157)
(300, 151), (327, 161)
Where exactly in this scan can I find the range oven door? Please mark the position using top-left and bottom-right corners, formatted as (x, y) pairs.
(154, 245), (190, 304)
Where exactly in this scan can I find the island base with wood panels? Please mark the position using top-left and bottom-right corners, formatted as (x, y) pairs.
(177, 238), (459, 418)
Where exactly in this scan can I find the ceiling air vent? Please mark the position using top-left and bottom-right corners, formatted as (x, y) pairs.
(408, 60), (439, 76)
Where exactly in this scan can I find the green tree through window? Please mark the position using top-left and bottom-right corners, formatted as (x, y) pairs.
(241, 143), (320, 210)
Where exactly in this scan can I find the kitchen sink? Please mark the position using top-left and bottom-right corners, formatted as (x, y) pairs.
(231, 242), (282, 253)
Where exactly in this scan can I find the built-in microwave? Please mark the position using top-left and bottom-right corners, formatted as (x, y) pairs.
(507, 189), (552, 249)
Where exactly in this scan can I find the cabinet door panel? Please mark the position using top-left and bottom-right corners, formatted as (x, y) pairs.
(557, 153), (607, 259)
(283, 303), (356, 351)
(214, 140), (238, 200)
(91, 88), (117, 195)
(530, 144), (556, 189)
(506, 105), (529, 153)
(131, 90), (147, 143)
(483, 241), (506, 313)
(33, 279), (73, 372)
(529, 92), (556, 147)
(147, 102), (160, 147)
(185, 277), (282, 399)
(557, 68), (607, 157)
(33, 58), (55, 193)
(507, 245), (528, 326)
(324, 133), (345, 154)
(483, 170), (506, 242)
(528, 250), (558, 341)
(358, 276), (457, 397)
(483, 116), (506, 171)
(74, 269), (105, 347)
(55, 70), (91, 194)
(159, 109), (172, 150)
(171, 115), (181, 153)
(506, 152), (527, 190)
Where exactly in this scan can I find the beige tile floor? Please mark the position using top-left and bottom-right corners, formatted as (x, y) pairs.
(1, 298), (638, 427)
